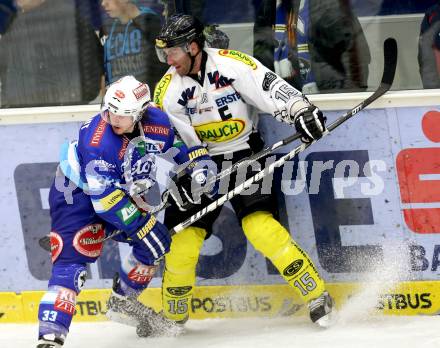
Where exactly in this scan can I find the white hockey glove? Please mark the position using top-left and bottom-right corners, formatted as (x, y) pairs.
(287, 101), (327, 143)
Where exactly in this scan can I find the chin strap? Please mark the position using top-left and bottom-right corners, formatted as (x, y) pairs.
(187, 50), (201, 74)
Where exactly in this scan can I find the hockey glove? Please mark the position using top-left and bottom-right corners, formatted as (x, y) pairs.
(131, 215), (171, 265)
(169, 146), (218, 211)
(292, 105), (327, 143)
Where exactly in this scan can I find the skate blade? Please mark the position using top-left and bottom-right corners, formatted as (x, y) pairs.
(106, 309), (139, 327)
(315, 310), (336, 328)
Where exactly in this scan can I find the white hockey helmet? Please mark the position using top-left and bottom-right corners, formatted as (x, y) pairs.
(101, 75), (151, 124)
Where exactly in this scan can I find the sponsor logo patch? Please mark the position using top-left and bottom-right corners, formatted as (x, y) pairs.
(115, 90), (125, 99)
(143, 125), (170, 136)
(377, 293), (432, 310)
(136, 215), (157, 240)
(283, 259), (304, 277)
(50, 231), (63, 263)
(133, 83), (149, 100)
(118, 136), (130, 160)
(167, 286), (193, 296)
(262, 72), (277, 91)
(89, 119), (108, 147)
(188, 147), (209, 161)
(73, 224), (105, 258)
(153, 74), (172, 108)
(218, 50), (257, 70)
(54, 288), (76, 315)
(127, 264), (157, 284)
(195, 119), (245, 142)
(156, 39), (166, 48)
(99, 189), (125, 211)
(116, 202), (141, 225)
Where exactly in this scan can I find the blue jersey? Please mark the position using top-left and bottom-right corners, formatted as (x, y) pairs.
(78, 106), (186, 234)
(49, 106), (186, 263)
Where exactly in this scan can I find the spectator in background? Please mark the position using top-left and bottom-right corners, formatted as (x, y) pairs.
(418, 2), (440, 88)
(0, 0), (17, 35)
(100, 0), (167, 89)
(0, 0), (103, 108)
(253, 0), (371, 94)
(164, 0), (257, 24)
(158, 0), (230, 49)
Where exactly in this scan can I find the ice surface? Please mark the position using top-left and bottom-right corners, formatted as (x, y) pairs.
(4, 243), (439, 348)
(1, 315), (440, 348)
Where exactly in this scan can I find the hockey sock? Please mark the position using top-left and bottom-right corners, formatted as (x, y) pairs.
(242, 211), (325, 302)
(162, 226), (206, 322)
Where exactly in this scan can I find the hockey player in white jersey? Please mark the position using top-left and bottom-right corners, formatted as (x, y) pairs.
(151, 14), (334, 332)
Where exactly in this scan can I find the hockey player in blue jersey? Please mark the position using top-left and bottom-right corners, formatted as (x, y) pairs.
(36, 76), (196, 348)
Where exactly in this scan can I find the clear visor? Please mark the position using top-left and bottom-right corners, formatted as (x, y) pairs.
(155, 44), (189, 63)
(100, 105), (136, 128)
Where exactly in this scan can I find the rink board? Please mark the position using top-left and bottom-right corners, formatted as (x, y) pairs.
(1, 104), (440, 293)
(0, 100), (440, 324)
(0, 281), (439, 323)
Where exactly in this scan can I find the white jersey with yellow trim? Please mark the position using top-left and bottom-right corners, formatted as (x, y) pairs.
(154, 47), (310, 156)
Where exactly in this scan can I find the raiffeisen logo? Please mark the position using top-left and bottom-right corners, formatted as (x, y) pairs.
(218, 50), (257, 70)
(396, 110), (440, 234)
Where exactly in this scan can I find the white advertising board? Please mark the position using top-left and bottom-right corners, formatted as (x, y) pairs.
(0, 105), (439, 291)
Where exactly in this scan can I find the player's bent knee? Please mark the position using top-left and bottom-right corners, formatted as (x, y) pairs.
(162, 227), (206, 322)
(49, 262), (88, 293)
(165, 226), (206, 274)
(241, 211), (290, 257)
(242, 211), (325, 302)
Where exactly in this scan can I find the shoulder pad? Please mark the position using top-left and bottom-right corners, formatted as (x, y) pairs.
(144, 106), (171, 127)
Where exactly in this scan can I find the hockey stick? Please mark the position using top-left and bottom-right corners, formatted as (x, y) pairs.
(170, 38), (397, 235)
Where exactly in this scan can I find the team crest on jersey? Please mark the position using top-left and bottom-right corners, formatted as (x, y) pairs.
(200, 93), (209, 104)
(195, 119), (245, 142)
(178, 86), (196, 106)
(153, 74), (172, 108)
(262, 72), (278, 91)
(218, 50), (257, 70)
(207, 71), (235, 89)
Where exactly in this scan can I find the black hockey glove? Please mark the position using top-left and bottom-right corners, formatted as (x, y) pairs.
(168, 145), (218, 211)
(293, 105), (327, 143)
(169, 167), (218, 211)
